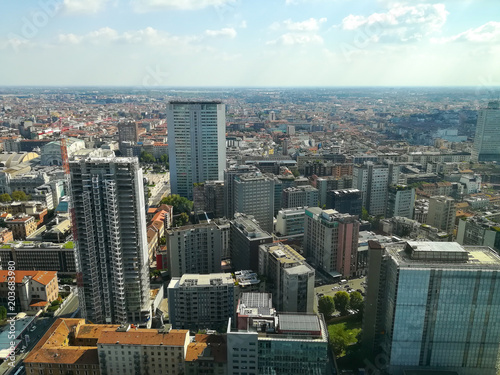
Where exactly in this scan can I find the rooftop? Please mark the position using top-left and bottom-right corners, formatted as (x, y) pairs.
(98, 328), (189, 346)
(0, 270), (57, 285)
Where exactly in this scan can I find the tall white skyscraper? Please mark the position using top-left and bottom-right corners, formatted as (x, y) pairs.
(70, 157), (151, 324)
(167, 101), (226, 200)
(473, 101), (500, 162)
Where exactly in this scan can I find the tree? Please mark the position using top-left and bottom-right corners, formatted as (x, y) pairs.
(174, 212), (189, 227)
(330, 324), (351, 356)
(159, 236), (166, 245)
(11, 191), (29, 201)
(349, 291), (364, 312)
(0, 193), (11, 202)
(334, 291), (350, 315)
(0, 306), (6, 321)
(159, 154), (169, 164)
(140, 151), (155, 164)
(361, 206), (369, 221)
(160, 194), (193, 215)
(318, 295), (335, 319)
(292, 169), (300, 178)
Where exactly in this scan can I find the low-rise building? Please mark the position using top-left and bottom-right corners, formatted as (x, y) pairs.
(167, 273), (236, 332)
(4, 215), (37, 240)
(0, 270), (58, 312)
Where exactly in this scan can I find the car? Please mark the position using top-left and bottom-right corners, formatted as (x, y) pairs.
(344, 285), (350, 289)
(318, 293), (324, 298)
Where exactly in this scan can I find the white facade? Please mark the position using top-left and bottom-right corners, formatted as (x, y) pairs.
(426, 195), (456, 235)
(167, 101), (226, 200)
(353, 163), (389, 216)
(386, 186), (415, 219)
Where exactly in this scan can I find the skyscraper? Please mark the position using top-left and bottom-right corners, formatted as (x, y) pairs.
(472, 101), (500, 162)
(386, 185), (415, 219)
(223, 164), (260, 219)
(363, 241), (500, 375)
(70, 156), (150, 324)
(167, 101), (226, 200)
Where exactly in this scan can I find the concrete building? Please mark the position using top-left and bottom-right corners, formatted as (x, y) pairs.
(426, 195), (456, 235)
(326, 188), (363, 216)
(167, 273), (236, 332)
(98, 325), (190, 375)
(167, 101), (226, 200)
(70, 157), (150, 324)
(258, 243), (315, 313)
(229, 213), (272, 272)
(353, 163), (389, 216)
(233, 172), (275, 233)
(282, 185), (319, 209)
(41, 138), (85, 166)
(304, 207), (360, 278)
(472, 101), (500, 162)
(118, 121), (139, 144)
(223, 164), (260, 219)
(227, 310), (329, 375)
(457, 216), (500, 252)
(193, 180), (225, 218)
(184, 334), (227, 375)
(24, 318), (118, 375)
(0, 270), (58, 312)
(363, 241), (500, 375)
(0, 241), (76, 275)
(166, 222), (222, 278)
(386, 185), (416, 219)
(312, 175), (353, 207)
(275, 207), (306, 239)
(4, 215), (37, 240)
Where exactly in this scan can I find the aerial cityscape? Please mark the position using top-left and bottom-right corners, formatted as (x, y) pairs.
(1, 1), (500, 375)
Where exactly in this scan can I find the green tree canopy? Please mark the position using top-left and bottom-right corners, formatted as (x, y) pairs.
(140, 151), (156, 163)
(318, 295), (335, 319)
(334, 291), (350, 316)
(330, 324), (351, 356)
(0, 193), (12, 202)
(11, 191), (29, 201)
(0, 306), (7, 321)
(159, 154), (169, 164)
(174, 212), (190, 227)
(349, 291), (364, 312)
(361, 206), (369, 221)
(160, 194), (193, 215)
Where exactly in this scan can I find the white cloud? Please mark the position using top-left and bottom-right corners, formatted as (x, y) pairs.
(340, 3), (448, 42)
(434, 21), (500, 43)
(284, 17), (327, 31)
(267, 33), (323, 45)
(131, 0), (235, 11)
(205, 27), (237, 38)
(63, 0), (111, 14)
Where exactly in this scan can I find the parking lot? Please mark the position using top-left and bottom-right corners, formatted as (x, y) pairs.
(313, 276), (367, 313)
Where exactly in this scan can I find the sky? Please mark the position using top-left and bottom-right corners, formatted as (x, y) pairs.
(0, 0), (499, 87)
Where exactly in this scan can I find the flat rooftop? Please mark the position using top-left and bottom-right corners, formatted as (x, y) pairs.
(173, 273), (234, 288)
(385, 241), (500, 270)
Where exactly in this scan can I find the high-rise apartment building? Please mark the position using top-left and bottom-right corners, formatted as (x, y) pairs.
(304, 207), (359, 278)
(426, 195), (456, 234)
(233, 172), (275, 233)
(166, 222), (222, 277)
(363, 241), (500, 375)
(167, 273), (236, 332)
(224, 164), (260, 219)
(70, 157), (150, 324)
(167, 101), (226, 200)
(258, 243), (315, 313)
(118, 121), (139, 144)
(472, 101), (500, 162)
(353, 163), (389, 216)
(386, 185), (415, 219)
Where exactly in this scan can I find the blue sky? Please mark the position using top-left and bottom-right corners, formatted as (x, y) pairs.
(0, 0), (499, 87)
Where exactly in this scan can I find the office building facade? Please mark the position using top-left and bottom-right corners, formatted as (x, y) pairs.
(386, 185), (416, 219)
(168, 101), (226, 200)
(426, 195), (456, 235)
(472, 101), (500, 162)
(353, 163), (389, 216)
(363, 241), (500, 375)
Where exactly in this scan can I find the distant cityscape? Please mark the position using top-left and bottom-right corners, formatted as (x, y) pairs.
(0, 86), (499, 375)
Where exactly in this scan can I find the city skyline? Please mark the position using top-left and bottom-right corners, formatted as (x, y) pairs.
(0, 1), (499, 87)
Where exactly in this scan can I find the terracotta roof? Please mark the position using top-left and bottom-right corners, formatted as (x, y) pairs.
(186, 335), (227, 363)
(98, 329), (188, 346)
(30, 300), (50, 307)
(0, 270), (57, 285)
